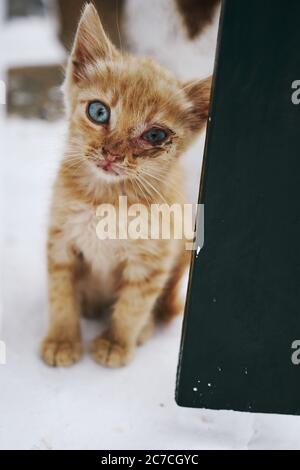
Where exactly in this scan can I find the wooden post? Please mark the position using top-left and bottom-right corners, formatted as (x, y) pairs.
(176, 0), (300, 415)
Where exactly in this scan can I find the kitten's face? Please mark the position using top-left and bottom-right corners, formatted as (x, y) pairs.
(64, 5), (211, 185)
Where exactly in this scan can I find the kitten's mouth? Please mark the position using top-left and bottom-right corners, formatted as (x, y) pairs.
(96, 160), (124, 176)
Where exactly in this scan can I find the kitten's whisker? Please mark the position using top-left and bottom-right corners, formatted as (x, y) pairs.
(64, 154), (86, 168)
(120, 167), (151, 209)
(139, 168), (184, 199)
(129, 176), (139, 202)
(132, 173), (155, 205)
(125, 164), (182, 199)
(64, 155), (84, 162)
(64, 158), (84, 169)
(64, 162), (83, 170)
(134, 177), (152, 209)
(137, 174), (168, 205)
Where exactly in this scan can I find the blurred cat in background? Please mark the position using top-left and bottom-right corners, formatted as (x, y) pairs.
(125, 0), (220, 80)
(41, 4), (211, 367)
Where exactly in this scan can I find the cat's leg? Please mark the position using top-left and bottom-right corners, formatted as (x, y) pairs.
(155, 248), (191, 322)
(91, 257), (171, 367)
(41, 239), (82, 367)
(137, 315), (155, 345)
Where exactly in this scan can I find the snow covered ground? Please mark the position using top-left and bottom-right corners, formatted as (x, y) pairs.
(1, 2), (300, 450)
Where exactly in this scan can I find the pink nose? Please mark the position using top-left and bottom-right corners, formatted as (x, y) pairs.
(104, 151), (123, 162)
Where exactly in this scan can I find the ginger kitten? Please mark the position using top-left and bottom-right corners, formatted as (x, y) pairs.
(41, 3), (211, 368)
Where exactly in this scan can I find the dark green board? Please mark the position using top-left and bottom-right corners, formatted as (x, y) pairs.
(176, 0), (300, 415)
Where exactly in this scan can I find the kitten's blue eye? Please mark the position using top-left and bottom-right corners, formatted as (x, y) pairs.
(87, 101), (110, 124)
(142, 127), (168, 144)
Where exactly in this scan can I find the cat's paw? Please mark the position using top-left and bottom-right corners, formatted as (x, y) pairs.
(91, 335), (134, 368)
(41, 337), (82, 367)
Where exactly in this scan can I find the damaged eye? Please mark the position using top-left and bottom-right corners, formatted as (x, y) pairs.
(87, 101), (110, 124)
(142, 128), (168, 144)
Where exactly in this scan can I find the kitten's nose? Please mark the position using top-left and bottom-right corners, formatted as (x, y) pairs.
(103, 148), (124, 162)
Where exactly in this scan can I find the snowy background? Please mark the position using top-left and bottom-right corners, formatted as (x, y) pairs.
(1, 0), (300, 450)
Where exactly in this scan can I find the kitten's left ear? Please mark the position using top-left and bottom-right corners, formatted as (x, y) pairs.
(183, 76), (212, 131)
(70, 3), (118, 81)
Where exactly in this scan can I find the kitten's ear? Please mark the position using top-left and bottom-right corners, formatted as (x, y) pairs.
(183, 76), (212, 131)
(70, 3), (118, 81)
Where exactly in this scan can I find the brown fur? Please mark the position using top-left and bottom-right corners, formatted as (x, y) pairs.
(41, 3), (211, 368)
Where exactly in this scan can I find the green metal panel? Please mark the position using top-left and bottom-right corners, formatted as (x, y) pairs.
(176, 0), (300, 414)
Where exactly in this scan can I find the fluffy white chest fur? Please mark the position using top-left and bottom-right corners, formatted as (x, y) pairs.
(49, 203), (121, 302)
(65, 205), (122, 272)
(59, 202), (164, 286)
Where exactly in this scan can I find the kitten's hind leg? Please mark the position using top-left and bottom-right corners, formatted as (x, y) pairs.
(155, 248), (191, 323)
(137, 315), (155, 346)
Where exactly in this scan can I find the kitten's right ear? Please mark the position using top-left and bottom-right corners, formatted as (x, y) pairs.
(183, 76), (212, 131)
(70, 3), (118, 81)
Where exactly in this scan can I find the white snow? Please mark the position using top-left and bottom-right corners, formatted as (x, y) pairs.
(1, 2), (300, 451)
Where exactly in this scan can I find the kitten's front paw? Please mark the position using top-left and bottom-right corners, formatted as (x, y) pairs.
(41, 337), (82, 367)
(91, 335), (134, 368)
